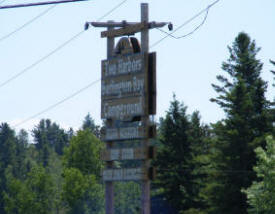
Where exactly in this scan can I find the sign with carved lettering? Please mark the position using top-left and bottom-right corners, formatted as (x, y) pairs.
(101, 52), (156, 120)
(102, 73), (146, 100)
(105, 125), (146, 141)
(102, 168), (148, 181)
(101, 53), (145, 79)
(101, 147), (148, 161)
(101, 53), (148, 120)
(101, 96), (145, 120)
(100, 36), (157, 183)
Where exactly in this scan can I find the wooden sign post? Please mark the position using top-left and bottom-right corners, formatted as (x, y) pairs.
(87, 3), (170, 214)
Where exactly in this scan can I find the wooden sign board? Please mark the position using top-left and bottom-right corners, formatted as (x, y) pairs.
(101, 53), (145, 79)
(101, 96), (146, 120)
(101, 73), (146, 100)
(101, 22), (146, 38)
(101, 147), (148, 161)
(102, 168), (148, 181)
(105, 123), (146, 141)
(101, 52), (156, 120)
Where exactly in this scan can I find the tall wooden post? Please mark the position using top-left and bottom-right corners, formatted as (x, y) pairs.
(105, 21), (114, 214)
(141, 4), (150, 214)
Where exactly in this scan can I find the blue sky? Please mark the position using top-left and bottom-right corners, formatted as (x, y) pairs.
(1, 0), (274, 133)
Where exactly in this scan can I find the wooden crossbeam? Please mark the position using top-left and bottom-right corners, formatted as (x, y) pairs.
(87, 21), (168, 38)
(101, 22), (146, 38)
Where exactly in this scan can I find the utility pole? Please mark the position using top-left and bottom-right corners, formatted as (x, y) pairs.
(86, 3), (171, 214)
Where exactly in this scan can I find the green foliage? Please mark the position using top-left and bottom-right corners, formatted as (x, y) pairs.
(62, 168), (89, 211)
(62, 130), (105, 214)
(270, 60), (275, 87)
(243, 136), (275, 214)
(4, 165), (55, 214)
(0, 123), (18, 214)
(206, 32), (274, 214)
(82, 113), (101, 138)
(114, 182), (141, 214)
(154, 95), (209, 212)
(63, 129), (104, 178)
(32, 119), (69, 166)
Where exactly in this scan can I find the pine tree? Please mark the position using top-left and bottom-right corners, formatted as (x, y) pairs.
(187, 112), (211, 213)
(243, 136), (275, 214)
(155, 96), (194, 211)
(32, 119), (69, 166)
(207, 32), (274, 214)
(82, 113), (101, 138)
(0, 123), (17, 214)
(270, 60), (275, 88)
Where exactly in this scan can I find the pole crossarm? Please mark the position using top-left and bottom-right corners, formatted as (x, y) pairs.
(85, 21), (172, 38)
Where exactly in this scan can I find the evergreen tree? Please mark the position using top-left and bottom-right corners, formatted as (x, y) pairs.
(270, 60), (275, 87)
(186, 112), (211, 213)
(154, 96), (194, 211)
(14, 129), (28, 179)
(82, 113), (101, 138)
(243, 136), (275, 214)
(32, 119), (69, 166)
(0, 123), (17, 214)
(270, 60), (275, 134)
(207, 32), (274, 213)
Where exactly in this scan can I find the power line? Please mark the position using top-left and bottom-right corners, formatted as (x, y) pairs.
(0, 0), (128, 89)
(0, 0), (89, 9)
(156, 8), (209, 40)
(13, 78), (100, 128)
(150, 0), (221, 48)
(11, 0), (128, 127)
(0, 5), (57, 43)
(0, 30), (85, 89)
(95, 0), (127, 22)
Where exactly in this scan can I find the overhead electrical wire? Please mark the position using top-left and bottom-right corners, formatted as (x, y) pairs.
(13, 78), (100, 128)
(0, 5), (57, 43)
(156, 9), (209, 40)
(11, 0), (221, 128)
(11, 0), (128, 127)
(0, 30), (85, 89)
(0, 0), (128, 90)
(95, 0), (127, 21)
(0, 0), (89, 9)
(150, 0), (221, 48)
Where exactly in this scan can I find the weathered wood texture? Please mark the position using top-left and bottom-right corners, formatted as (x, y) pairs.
(104, 122), (156, 141)
(101, 147), (148, 161)
(140, 3), (151, 214)
(101, 52), (156, 120)
(103, 168), (148, 181)
(101, 22), (146, 38)
(105, 125), (146, 141)
(101, 96), (146, 120)
(105, 21), (115, 214)
(101, 53), (144, 79)
(148, 52), (156, 115)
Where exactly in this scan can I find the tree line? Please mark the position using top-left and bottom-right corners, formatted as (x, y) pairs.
(0, 32), (274, 214)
